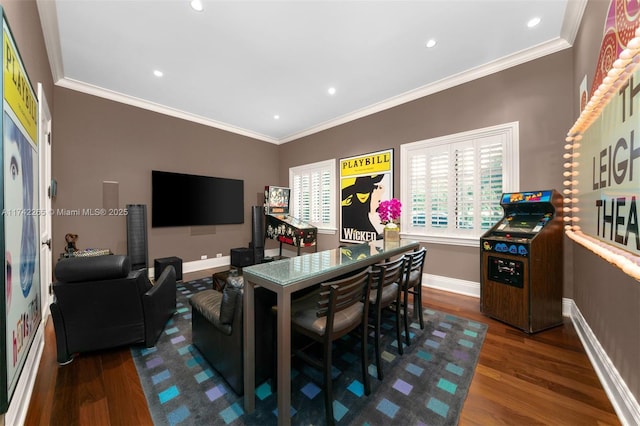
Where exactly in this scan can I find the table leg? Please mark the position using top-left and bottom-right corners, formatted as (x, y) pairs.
(243, 281), (256, 413)
(276, 291), (292, 426)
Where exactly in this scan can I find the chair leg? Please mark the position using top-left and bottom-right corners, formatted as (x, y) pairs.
(395, 299), (403, 356)
(416, 285), (424, 330)
(361, 317), (371, 396)
(374, 305), (383, 380)
(324, 340), (335, 426)
(404, 287), (412, 347)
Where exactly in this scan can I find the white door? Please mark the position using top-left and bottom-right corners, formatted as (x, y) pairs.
(38, 83), (53, 319)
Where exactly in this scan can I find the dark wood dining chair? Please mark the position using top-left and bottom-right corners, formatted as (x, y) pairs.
(369, 256), (405, 380)
(290, 268), (373, 426)
(402, 247), (427, 347)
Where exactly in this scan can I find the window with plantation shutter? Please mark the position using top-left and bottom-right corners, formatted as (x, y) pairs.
(401, 122), (519, 246)
(289, 159), (336, 232)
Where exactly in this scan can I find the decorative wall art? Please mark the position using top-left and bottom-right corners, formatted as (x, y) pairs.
(1, 7), (41, 413)
(340, 149), (393, 243)
(564, 0), (640, 280)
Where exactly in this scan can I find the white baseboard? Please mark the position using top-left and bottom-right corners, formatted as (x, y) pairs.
(5, 316), (47, 426)
(149, 249), (283, 279)
(569, 300), (640, 426)
(424, 273), (480, 298)
(424, 273), (636, 426)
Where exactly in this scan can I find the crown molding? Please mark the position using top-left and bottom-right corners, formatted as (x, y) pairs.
(55, 77), (280, 144)
(279, 37), (572, 144)
(37, 1), (577, 145)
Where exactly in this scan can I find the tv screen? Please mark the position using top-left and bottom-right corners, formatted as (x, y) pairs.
(152, 170), (244, 227)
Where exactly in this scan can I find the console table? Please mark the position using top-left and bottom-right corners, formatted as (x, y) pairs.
(242, 239), (420, 426)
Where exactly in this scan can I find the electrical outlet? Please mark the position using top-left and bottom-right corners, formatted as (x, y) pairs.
(201, 255), (207, 260)
(216, 253), (222, 258)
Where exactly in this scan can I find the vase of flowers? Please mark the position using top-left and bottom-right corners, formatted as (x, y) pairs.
(378, 198), (401, 242)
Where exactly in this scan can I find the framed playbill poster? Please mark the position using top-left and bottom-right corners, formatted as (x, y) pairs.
(340, 149), (393, 243)
(1, 8), (41, 413)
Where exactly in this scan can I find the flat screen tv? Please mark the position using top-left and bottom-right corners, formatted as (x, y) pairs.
(152, 170), (244, 227)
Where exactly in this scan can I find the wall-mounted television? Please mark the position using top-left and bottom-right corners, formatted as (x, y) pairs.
(152, 170), (244, 227)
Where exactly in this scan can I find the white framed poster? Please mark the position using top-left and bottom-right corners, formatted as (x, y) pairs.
(1, 8), (41, 413)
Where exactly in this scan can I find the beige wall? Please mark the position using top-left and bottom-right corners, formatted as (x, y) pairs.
(279, 49), (574, 288)
(571, 0), (640, 402)
(2, 0), (638, 416)
(51, 88), (280, 264)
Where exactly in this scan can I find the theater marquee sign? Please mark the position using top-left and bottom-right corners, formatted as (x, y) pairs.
(564, 0), (640, 279)
(575, 68), (640, 255)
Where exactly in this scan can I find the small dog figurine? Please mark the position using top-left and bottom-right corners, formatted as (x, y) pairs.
(65, 233), (78, 254)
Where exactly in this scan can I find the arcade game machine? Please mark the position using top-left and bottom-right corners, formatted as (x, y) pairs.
(480, 190), (563, 333)
(264, 186), (317, 258)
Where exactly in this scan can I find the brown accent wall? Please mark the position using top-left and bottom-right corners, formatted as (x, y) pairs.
(4, 0), (639, 412)
(279, 49), (574, 289)
(571, 0), (640, 402)
(51, 88), (279, 264)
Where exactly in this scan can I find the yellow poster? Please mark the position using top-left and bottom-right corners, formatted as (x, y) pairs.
(3, 29), (37, 143)
(340, 149), (393, 243)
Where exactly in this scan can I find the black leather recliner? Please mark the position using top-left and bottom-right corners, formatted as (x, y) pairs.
(50, 255), (177, 364)
(190, 276), (275, 395)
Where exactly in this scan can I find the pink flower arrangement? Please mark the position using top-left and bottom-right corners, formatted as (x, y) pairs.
(378, 198), (402, 225)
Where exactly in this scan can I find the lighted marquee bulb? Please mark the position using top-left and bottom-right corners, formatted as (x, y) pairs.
(620, 46), (636, 59)
(608, 67), (624, 78)
(563, 216), (572, 222)
(627, 37), (640, 50)
(563, 153), (573, 159)
(564, 198), (573, 204)
(613, 58), (632, 69)
(563, 180), (578, 186)
(564, 162), (573, 168)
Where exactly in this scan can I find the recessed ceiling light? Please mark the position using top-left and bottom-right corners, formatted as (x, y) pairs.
(328, 87), (336, 96)
(190, 0), (204, 12)
(274, 114), (280, 120)
(527, 17), (541, 28)
(153, 70), (163, 77)
(426, 39), (437, 48)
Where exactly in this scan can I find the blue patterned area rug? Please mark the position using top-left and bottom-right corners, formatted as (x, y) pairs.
(131, 277), (487, 425)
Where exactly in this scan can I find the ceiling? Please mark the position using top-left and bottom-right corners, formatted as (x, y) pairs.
(37, 0), (586, 144)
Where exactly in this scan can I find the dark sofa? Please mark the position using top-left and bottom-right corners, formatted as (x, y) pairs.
(190, 275), (275, 395)
(50, 255), (176, 364)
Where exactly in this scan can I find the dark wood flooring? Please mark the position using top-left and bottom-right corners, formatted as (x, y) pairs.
(24, 270), (620, 425)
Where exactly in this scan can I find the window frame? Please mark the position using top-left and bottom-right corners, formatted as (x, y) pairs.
(400, 122), (520, 246)
(289, 158), (337, 234)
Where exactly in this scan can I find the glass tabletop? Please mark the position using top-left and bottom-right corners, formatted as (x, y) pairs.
(242, 239), (418, 287)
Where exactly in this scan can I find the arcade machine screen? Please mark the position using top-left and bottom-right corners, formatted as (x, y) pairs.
(494, 213), (552, 235)
(492, 191), (555, 237)
(265, 186), (290, 216)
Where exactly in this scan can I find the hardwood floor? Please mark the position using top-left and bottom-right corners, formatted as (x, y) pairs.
(25, 270), (620, 425)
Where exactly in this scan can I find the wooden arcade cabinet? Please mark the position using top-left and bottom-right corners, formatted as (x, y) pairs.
(480, 190), (563, 333)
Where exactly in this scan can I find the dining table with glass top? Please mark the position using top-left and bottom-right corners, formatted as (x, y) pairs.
(242, 239), (420, 426)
